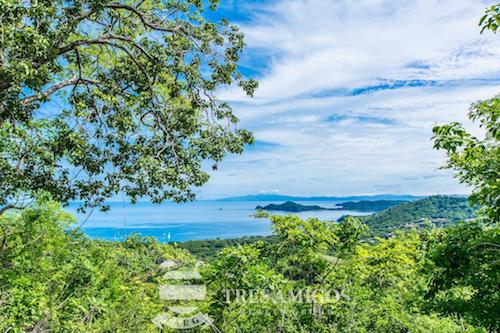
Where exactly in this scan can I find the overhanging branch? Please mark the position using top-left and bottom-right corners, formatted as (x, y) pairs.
(21, 78), (102, 105)
(0, 204), (22, 216)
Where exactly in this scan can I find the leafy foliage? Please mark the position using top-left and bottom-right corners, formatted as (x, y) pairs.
(427, 10), (500, 331)
(0, 0), (257, 211)
(432, 97), (499, 223)
(0, 3), (498, 333)
(426, 222), (500, 330)
(204, 214), (490, 332)
(480, 4), (500, 33)
(0, 201), (194, 332)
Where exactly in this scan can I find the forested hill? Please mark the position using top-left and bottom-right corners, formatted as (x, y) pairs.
(355, 195), (478, 237)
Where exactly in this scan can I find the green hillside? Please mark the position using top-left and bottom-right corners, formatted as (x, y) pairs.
(356, 195), (478, 237)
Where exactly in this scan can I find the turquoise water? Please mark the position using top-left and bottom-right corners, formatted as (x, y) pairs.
(67, 201), (372, 243)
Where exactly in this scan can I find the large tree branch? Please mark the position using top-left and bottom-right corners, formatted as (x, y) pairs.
(21, 78), (102, 105)
(19, 35), (156, 106)
(104, 3), (199, 50)
(0, 204), (22, 216)
(21, 77), (78, 105)
(474, 242), (500, 249)
(0, 3), (175, 95)
(0, 6), (167, 95)
(0, 224), (6, 250)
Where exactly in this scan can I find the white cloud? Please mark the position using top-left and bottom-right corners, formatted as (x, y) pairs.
(200, 0), (500, 199)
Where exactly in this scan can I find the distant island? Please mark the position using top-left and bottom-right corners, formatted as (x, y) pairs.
(256, 201), (328, 212)
(255, 200), (406, 212)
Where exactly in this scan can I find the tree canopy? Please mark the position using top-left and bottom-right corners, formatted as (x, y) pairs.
(432, 91), (499, 223)
(0, 0), (257, 212)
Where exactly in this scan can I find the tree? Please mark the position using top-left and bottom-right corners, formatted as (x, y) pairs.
(0, 0), (257, 213)
(432, 96), (499, 223)
(431, 94), (500, 328)
(205, 215), (481, 332)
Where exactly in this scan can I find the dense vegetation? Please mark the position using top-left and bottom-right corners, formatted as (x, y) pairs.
(1, 204), (497, 332)
(0, 201), (195, 332)
(205, 216), (499, 332)
(353, 196), (478, 237)
(178, 235), (275, 261)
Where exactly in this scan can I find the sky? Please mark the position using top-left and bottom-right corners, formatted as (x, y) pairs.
(194, 0), (500, 199)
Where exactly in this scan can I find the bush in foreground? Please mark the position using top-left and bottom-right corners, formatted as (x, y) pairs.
(0, 201), (193, 332)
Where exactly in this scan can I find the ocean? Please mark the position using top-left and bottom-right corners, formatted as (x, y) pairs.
(66, 201), (372, 243)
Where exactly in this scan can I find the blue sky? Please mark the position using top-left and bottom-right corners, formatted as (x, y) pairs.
(197, 0), (500, 199)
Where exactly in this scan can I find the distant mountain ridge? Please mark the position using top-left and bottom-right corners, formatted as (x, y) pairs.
(218, 194), (425, 202)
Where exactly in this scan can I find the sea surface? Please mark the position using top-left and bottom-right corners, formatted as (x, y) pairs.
(67, 201), (372, 243)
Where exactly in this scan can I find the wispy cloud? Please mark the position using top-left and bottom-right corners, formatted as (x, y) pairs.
(200, 0), (500, 199)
